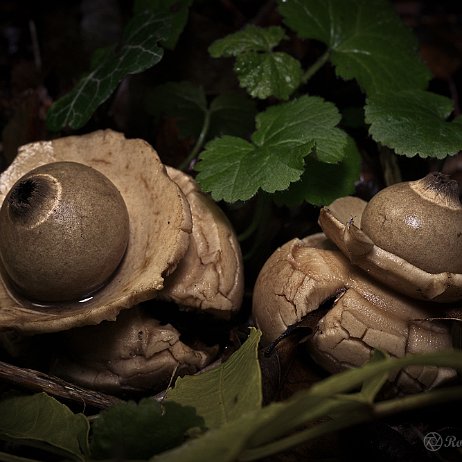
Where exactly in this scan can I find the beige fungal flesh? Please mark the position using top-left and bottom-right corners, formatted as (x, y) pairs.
(160, 167), (244, 317)
(319, 196), (462, 302)
(309, 286), (455, 393)
(252, 233), (455, 392)
(319, 173), (462, 302)
(51, 307), (217, 394)
(0, 130), (192, 334)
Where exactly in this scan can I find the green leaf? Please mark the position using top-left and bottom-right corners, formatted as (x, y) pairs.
(275, 135), (361, 206)
(209, 25), (286, 57)
(196, 95), (347, 202)
(278, 0), (431, 95)
(253, 95), (346, 163)
(152, 349), (462, 462)
(234, 51), (302, 100)
(166, 328), (262, 429)
(135, 0), (192, 49)
(147, 84), (256, 140)
(147, 81), (207, 138)
(208, 92), (256, 139)
(90, 399), (205, 460)
(209, 25), (302, 100)
(355, 351), (389, 403)
(365, 89), (462, 158)
(150, 406), (277, 462)
(0, 393), (89, 461)
(46, 10), (169, 131)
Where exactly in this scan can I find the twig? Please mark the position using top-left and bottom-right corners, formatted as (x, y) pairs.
(302, 49), (330, 84)
(0, 360), (122, 410)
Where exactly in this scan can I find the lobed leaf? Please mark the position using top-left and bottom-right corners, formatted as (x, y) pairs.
(275, 135), (361, 206)
(90, 399), (205, 460)
(278, 0), (431, 95)
(252, 95), (346, 163)
(46, 10), (169, 131)
(365, 89), (462, 158)
(209, 25), (286, 57)
(234, 51), (302, 100)
(209, 25), (301, 100)
(166, 328), (262, 429)
(208, 92), (256, 139)
(196, 96), (348, 202)
(0, 393), (89, 461)
(147, 81), (207, 138)
(147, 82), (256, 140)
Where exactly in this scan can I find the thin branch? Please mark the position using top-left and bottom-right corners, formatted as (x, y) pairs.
(179, 109), (211, 171)
(0, 360), (122, 410)
(302, 49), (330, 84)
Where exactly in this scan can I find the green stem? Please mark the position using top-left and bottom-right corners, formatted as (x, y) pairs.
(302, 49), (331, 84)
(239, 386), (462, 461)
(179, 109), (211, 171)
(238, 193), (271, 242)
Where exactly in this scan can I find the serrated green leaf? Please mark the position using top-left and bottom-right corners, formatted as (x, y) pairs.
(90, 399), (204, 460)
(275, 135), (361, 206)
(208, 92), (256, 139)
(196, 96), (347, 202)
(135, 0), (192, 49)
(166, 328), (262, 429)
(147, 81), (207, 138)
(46, 10), (168, 131)
(252, 96), (347, 163)
(209, 25), (301, 100)
(234, 51), (302, 100)
(196, 136), (313, 202)
(0, 393), (89, 461)
(278, 0), (431, 95)
(209, 25), (286, 57)
(365, 89), (462, 158)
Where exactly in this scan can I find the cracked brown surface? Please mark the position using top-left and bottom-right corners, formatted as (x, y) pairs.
(253, 233), (455, 392)
(51, 307), (217, 394)
(160, 167), (244, 318)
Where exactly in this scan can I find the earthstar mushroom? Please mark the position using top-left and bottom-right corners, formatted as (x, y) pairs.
(50, 166), (244, 394)
(0, 130), (193, 333)
(319, 173), (462, 302)
(51, 307), (218, 395)
(252, 234), (456, 392)
(0, 130), (244, 395)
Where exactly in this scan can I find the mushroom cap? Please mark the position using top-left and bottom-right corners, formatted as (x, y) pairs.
(51, 307), (217, 395)
(159, 167), (244, 318)
(362, 173), (462, 274)
(0, 161), (130, 302)
(319, 190), (462, 302)
(252, 233), (455, 392)
(0, 130), (192, 334)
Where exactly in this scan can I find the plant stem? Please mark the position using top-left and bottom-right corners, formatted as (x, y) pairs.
(179, 109), (211, 171)
(238, 193), (271, 242)
(302, 49), (331, 84)
(239, 386), (462, 461)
